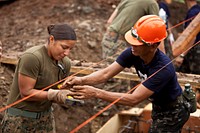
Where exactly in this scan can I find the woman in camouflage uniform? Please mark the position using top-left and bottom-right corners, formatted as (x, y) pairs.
(1, 24), (76, 133)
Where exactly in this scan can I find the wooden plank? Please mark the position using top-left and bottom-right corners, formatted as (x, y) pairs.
(98, 103), (200, 133)
(139, 103), (152, 133)
(1, 53), (21, 65)
(71, 66), (200, 88)
(97, 114), (122, 133)
(70, 66), (140, 82)
(119, 108), (144, 116)
(177, 73), (200, 88)
(172, 13), (200, 57)
(182, 111), (200, 133)
(1, 53), (200, 88)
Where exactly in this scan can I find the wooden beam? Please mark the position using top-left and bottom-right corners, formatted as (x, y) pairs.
(71, 66), (200, 88)
(70, 66), (140, 82)
(173, 13), (200, 57)
(1, 53), (200, 88)
(1, 55), (18, 65)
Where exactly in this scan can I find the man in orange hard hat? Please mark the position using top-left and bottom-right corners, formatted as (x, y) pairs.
(62, 15), (190, 132)
(100, 0), (160, 114)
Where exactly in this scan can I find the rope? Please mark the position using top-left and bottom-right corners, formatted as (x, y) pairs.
(167, 15), (196, 32)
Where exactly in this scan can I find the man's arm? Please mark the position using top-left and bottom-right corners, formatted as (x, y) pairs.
(71, 84), (154, 106)
(62, 61), (124, 87)
(107, 8), (118, 24)
(82, 61), (124, 85)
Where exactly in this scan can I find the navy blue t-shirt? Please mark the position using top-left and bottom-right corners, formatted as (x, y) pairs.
(116, 47), (182, 105)
(184, 4), (200, 43)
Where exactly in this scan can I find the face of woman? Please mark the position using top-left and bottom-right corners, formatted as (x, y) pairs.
(49, 37), (76, 60)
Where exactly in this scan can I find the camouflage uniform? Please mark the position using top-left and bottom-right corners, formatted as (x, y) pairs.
(149, 95), (190, 133)
(1, 110), (56, 133)
(102, 30), (127, 64)
(179, 44), (200, 74)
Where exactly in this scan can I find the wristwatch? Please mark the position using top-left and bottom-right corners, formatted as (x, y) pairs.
(180, 54), (184, 58)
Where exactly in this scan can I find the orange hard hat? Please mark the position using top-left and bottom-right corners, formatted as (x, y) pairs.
(125, 15), (167, 46)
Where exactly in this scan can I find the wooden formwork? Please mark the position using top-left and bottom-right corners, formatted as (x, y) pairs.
(97, 103), (200, 133)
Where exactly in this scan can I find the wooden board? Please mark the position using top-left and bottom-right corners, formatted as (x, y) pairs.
(97, 103), (200, 133)
(119, 108), (144, 116)
(1, 53), (200, 88)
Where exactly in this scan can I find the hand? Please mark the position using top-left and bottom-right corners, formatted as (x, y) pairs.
(47, 89), (71, 104)
(174, 56), (184, 68)
(61, 76), (83, 89)
(69, 85), (98, 99)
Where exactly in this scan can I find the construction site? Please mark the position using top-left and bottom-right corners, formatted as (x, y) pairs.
(0, 0), (200, 133)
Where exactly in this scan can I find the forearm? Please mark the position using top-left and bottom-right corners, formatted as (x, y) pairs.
(94, 84), (152, 106)
(95, 89), (139, 106)
(81, 70), (110, 85)
(81, 62), (124, 85)
(107, 8), (118, 24)
(20, 89), (48, 101)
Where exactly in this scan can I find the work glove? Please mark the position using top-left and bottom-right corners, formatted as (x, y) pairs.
(47, 89), (84, 105)
(47, 89), (71, 104)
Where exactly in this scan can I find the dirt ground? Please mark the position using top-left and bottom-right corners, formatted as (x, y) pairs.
(0, 0), (188, 133)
